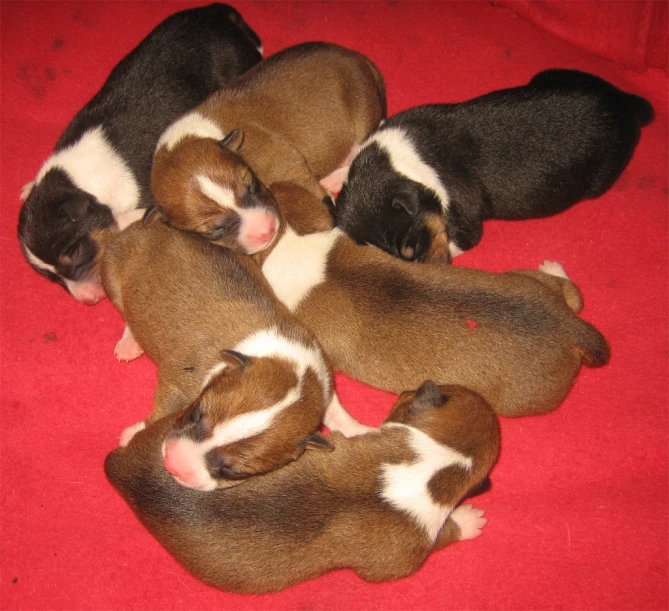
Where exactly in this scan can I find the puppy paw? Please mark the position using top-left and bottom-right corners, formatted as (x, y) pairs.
(319, 166), (349, 194)
(114, 325), (144, 362)
(20, 181), (35, 201)
(538, 260), (569, 279)
(338, 422), (379, 438)
(451, 504), (487, 541)
(119, 421), (146, 447)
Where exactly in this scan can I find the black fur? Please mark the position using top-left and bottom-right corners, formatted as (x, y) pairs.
(18, 3), (262, 295)
(335, 69), (654, 261)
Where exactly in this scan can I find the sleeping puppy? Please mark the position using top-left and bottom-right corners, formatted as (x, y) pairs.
(335, 69), (654, 262)
(18, 3), (262, 304)
(105, 381), (500, 593)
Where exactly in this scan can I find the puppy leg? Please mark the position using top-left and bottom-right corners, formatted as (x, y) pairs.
(324, 393), (377, 437)
(114, 324), (145, 362)
(319, 144), (361, 194)
(432, 504), (487, 551)
(513, 261), (584, 313)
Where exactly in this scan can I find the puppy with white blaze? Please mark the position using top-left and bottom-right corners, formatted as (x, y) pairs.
(18, 3), (263, 304)
(335, 69), (654, 263)
(105, 382), (500, 594)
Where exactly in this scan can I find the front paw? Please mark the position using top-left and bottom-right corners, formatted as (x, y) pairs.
(451, 504), (487, 541)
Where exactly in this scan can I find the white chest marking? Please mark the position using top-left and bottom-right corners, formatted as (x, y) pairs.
(157, 112), (224, 152)
(262, 227), (341, 312)
(36, 126), (139, 217)
(380, 423), (473, 542)
(362, 127), (450, 214)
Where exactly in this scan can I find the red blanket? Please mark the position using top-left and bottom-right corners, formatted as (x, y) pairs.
(1, 2), (667, 609)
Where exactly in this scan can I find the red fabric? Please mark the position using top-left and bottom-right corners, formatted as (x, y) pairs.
(1, 2), (667, 609)
(497, 0), (669, 73)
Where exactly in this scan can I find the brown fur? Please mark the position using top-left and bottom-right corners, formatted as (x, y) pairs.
(100, 220), (335, 483)
(152, 42), (386, 243)
(255, 182), (611, 417)
(105, 383), (499, 593)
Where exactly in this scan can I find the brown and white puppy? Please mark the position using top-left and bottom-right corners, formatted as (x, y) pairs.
(253, 182), (611, 418)
(100, 219), (369, 489)
(105, 381), (500, 593)
(151, 41), (386, 254)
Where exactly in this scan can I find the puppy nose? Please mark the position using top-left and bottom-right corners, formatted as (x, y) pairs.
(243, 210), (278, 253)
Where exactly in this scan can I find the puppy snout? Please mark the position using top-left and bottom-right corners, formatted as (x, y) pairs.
(241, 209), (279, 254)
(67, 280), (107, 305)
(162, 439), (216, 491)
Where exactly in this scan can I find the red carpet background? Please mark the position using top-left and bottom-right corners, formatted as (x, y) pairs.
(1, 2), (667, 609)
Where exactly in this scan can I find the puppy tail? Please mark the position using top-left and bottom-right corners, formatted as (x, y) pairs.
(572, 320), (611, 368)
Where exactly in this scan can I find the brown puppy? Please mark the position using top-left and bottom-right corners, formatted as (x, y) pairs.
(151, 42), (386, 254)
(105, 381), (500, 594)
(100, 218), (369, 489)
(253, 182), (610, 418)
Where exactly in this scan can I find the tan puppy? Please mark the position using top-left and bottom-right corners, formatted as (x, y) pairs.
(151, 42), (386, 254)
(252, 182), (610, 418)
(100, 219), (369, 489)
(105, 381), (500, 593)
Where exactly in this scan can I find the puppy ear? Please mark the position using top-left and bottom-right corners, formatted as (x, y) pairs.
(142, 205), (164, 227)
(219, 349), (250, 371)
(60, 196), (90, 222)
(391, 195), (419, 217)
(410, 380), (448, 413)
(303, 433), (335, 452)
(220, 128), (245, 151)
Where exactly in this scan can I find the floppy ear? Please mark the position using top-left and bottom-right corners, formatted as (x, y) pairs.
(220, 128), (245, 151)
(303, 433), (335, 452)
(410, 380), (447, 413)
(60, 196), (90, 222)
(219, 349), (250, 371)
(391, 195), (419, 217)
(142, 205), (165, 227)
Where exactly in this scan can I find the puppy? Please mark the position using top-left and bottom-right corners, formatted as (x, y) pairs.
(105, 381), (499, 593)
(18, 3), (262, 304)
(100, 219), (369, 487)
(253, 182), (610, 418)
(335, 69), (654, 262)
(151, 41), (386, 254)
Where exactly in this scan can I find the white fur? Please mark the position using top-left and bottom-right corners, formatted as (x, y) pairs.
(361, 127), (450, 214)
(449, 243), (464, 259)
(36, 126), (140, 217)
(539, 259), (569, 280)
(197, 175), (237, 210)
(234, 327), (330, 398)
(157, 112), (224, 151)
(201, 361), (230, 389)
(380, 422), (473, 542)
(261, 227), (341, 311)
(24, 246), (57, 275)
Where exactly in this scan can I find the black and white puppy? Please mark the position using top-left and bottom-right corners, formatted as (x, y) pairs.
(335, 69), (654, 263)
(18, 3), (262, 304)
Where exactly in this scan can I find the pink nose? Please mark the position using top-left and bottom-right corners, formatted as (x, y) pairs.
(68, 281), (107, 305)
(243, 212), (277, 252)
(163, 439), (213, 490)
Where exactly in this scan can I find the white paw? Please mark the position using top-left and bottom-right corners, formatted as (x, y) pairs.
(20, 181), (35, 201)
(538, 259), (569, 279)
(451, 504), (487, 541)
(319, 166), (349, 194)
(119, 421), (146, 447)
(338, 422), (378, 438)
(114, 325), (144, 362)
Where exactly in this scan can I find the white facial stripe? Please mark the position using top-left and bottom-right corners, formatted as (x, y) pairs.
(157, 112), (224, 151)
(201, 361), (230, 389)
(197, 175), (237, 210)
(36, 126), (139, 217)
(262, 227), (341, 312)
(24, 246), (57, 275)
(234, 326), (331, 399)
(380, 422), (473, 542)
(206, 384), (302, 450)
(362, 127), (450, 214)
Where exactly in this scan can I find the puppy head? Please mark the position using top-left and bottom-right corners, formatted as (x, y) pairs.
(18, 168), (114, 304)
(152, 129), (280, 254)
(162, 350), (332, 491)
(384, 381), (499, 455)
(335, 141), (451, 263)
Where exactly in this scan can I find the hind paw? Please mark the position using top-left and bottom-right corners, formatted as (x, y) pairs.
(451, 504), (487, 541)
(114, 325), (144, 362)
(539, 259), (569, 279)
